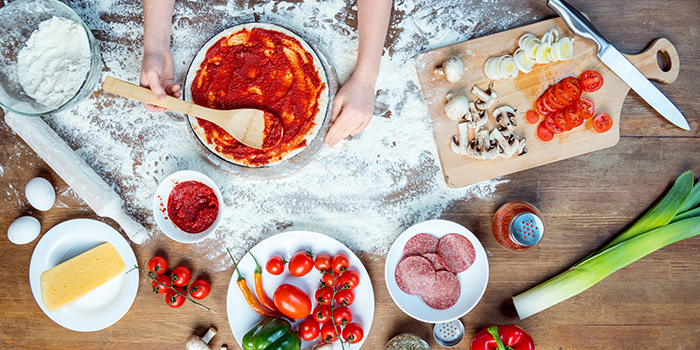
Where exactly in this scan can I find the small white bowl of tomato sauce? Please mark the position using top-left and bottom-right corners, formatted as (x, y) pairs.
(152, 170), (223, 243)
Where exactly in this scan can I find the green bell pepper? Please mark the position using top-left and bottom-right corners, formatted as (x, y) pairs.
(242, 317), (301, 350)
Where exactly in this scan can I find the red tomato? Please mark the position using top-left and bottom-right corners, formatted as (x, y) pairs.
(273, 283), (312, 319)
(152, 274), (171, 294)
(265, 256), (286, 275)
(147, 256), (168, 275)
(333, 306), (353, 326)
(540, 92), (561, 113)
(580, 70), (604, 92)
(289, 250), (314, 277)
(560, 76), (582, 100)
(592, 113), (613, 133)
(189, 279), (211, 300)
(525, 110), (540, 124)
(554, 83), (575, 106)
(297, 317), (320, 341)
(331, 253), (349, 274)
(564, 105), (583, 128)
(575, 97), (595, 119)
(342, 323), (364, 344)
(321, 272), (335, 287)
(554, 111), (572, 131)
(165, 287), (186, 308)
(537, 122), (554, 142)
(314, 254), (331, 272)
(338, 270), (360, 290)
(334, 288), (355, 306)
(313, 304), (332, 323)
(315, 286), (334, 306)
(544, 115), (563, 134)
(170, 266), (191, 287)
(544, 88), (565, 110)
(536, 97), (556, 117)
(320, 322), (339, 343)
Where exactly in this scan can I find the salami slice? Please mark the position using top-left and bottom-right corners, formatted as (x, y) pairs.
(422, 253), (447, 271)
(403, 233), (439, 257)
(437, 233), (475, 274)
(395, 255), (436, 295)
(421, 270), (461, 310)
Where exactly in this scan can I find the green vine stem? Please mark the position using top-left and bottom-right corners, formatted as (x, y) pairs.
(130, 264), (217, 313)
(327, 269), (349, 350)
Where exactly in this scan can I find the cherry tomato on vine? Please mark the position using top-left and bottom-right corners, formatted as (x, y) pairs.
(314, 254), (331, 273)
(320, 322), (339, 343)
(331, 253), (349, 274)
(189, 279), (211, 300)
(342, 323), (364, 344)
(321, 272), (334, 287)
(580, 70), (604, 92)
(333, 306), (353, 326)
(266, 256), (286, 275)
(564, 105), (583, 128)
(575, 97), (595, 119)
(170, 266), (191, 287)
(297, 317), (320, 341)
(165, 287), (186, 308)
(147, 256), (168, 275)
(289, 250), (314, 277)
(313, 304), (332, 323)
(525, 110), (540, 124)
(315, 286), (334, 306)
(537, 122), (554, 142)
(334, 288), (355, 306)
(338, 270), (360, 290)
(152, 274), (171, 294)
(592, 113), (613, 133)
(273, 283), (312, 319)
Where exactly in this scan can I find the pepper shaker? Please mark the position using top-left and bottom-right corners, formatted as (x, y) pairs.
(492, 201), (545, 252)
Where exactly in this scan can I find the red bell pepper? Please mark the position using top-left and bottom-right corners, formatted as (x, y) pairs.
(470, 325), (534, 350)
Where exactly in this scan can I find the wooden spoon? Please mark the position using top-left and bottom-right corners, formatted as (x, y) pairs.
(102, 76), (280, 149)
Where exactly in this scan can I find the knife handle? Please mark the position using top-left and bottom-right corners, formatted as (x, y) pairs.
(547, 0), (609, 52)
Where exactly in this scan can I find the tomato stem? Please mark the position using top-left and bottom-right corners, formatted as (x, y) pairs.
(133, 264), (216, 313)
(328, 269), (347, 350)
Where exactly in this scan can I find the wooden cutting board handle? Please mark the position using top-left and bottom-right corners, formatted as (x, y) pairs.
(624, 38), (679, 84)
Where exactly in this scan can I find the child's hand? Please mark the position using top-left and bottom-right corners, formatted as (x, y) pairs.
(139, 48), (181, 112)
(325, 74), (376, 147)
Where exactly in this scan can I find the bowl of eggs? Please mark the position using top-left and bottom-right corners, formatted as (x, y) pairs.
(0, 0), (101, 116)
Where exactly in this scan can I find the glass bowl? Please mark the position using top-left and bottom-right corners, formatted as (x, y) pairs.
(0, 0), (101, 116)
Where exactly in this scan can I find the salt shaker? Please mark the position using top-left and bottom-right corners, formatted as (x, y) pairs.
(492, 201), (544, 252)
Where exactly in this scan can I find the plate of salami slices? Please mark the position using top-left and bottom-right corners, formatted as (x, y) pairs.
(384, 219), (489, 323)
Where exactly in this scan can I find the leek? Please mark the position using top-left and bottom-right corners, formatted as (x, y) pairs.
(513, 171), (700, 319)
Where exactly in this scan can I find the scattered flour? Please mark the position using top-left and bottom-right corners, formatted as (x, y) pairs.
(33, 0), (539, 271)
(17, 16), (90, 108)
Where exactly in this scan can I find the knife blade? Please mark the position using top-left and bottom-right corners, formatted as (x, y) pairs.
(547, 0), (690, 131)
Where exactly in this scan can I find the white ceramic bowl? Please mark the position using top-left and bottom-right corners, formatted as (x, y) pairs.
(0, 0), (102, 116)
(384, 219), (489, 323)
(152, 170), (223, 243)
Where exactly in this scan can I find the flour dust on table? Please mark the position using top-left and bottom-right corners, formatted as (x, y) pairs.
(28, 0), (536, 271)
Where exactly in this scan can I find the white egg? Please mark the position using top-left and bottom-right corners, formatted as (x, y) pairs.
(25, 177), (55, 211)
(7, 216), (41, 245)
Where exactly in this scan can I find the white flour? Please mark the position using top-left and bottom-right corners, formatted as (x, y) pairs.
(17, 16), (90, 108)
(12, 0), (539, 271)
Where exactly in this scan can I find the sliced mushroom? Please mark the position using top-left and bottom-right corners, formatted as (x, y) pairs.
(450, 122), (469, 155)
(444, 93), (470, 121)
(471, 84), (497, 110)
(466, 102), (488, 129)
(434, 55), (464, 83)
(493, 105), (517, 136)
(467, 127), (498, 160)
(490, 128), (520, 158)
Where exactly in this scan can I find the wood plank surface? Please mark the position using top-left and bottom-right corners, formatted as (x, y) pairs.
(1, 0), (699, 350)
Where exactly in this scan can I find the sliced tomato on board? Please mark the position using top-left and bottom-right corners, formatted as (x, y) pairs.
(540, 92), (561, 113)
(544, 115), (563, 134)
(554, 83), (575, 106)
(592, 113), (613, 133)
(575, 97), (596, 119)
(564, 106), (584, 128)
(536, 97), (557, 117)
(580, 70), (604, 92)
(554, 111), (572, 132)
(537, 122), (554, 142)
(525, 110), (540, 124)
(545, 88), (566, 110)
(560, 77), (582, 100)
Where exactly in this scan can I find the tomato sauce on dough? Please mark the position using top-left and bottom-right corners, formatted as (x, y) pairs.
(167, 181), (219, 233)
(191, 28), (326, 166)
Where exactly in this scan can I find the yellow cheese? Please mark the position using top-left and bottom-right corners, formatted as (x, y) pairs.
(40, 242), (125, 312)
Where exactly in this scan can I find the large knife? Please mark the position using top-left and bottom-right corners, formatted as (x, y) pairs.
(547, 0), (690, 130)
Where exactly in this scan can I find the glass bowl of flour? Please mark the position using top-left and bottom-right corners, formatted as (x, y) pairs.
(0, 0), (101, 116)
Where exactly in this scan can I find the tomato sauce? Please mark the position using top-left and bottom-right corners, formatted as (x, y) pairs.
(167, 181), (219, 234)
(191, 28), (326, 166)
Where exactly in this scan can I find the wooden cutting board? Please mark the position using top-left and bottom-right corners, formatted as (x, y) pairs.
(415, 17), (679, 188)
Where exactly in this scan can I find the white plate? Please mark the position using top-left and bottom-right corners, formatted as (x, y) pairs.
(384, 219), (489, 323)
(28, 218), (139, 332)
(226, 231), (375, 349)
(152, 170), (223, 243)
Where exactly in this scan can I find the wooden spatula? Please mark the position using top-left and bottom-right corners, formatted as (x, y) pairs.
(103, 76), (276, 149)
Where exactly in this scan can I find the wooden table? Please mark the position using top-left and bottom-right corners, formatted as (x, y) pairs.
(1, 0), (699, 349)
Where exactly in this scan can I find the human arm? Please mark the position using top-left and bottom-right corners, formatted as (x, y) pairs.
(324, 0), (392, 147)
(140, 0), (180, 112)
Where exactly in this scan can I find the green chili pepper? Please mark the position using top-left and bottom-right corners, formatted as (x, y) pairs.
(242, 317), (301, 350)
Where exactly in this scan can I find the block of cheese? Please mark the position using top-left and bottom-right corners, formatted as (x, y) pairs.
(40, 242), (125, 312)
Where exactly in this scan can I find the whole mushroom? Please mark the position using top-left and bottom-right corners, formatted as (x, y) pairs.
(186, 327), (217, 350)
(444, 93), (470, 122)
(434, 55), (464, 83)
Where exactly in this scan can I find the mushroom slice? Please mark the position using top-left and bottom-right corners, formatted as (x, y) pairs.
(434, 55), (464, 83)
(471, 85), (497, 110)
(493, 105), (517, 128)
(467, 127), (498, 160)
(444, 93), (470, 121)
(466, 102), (488, 129)
(490, 129), (519, 158)
(450, 122), (469, 155)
